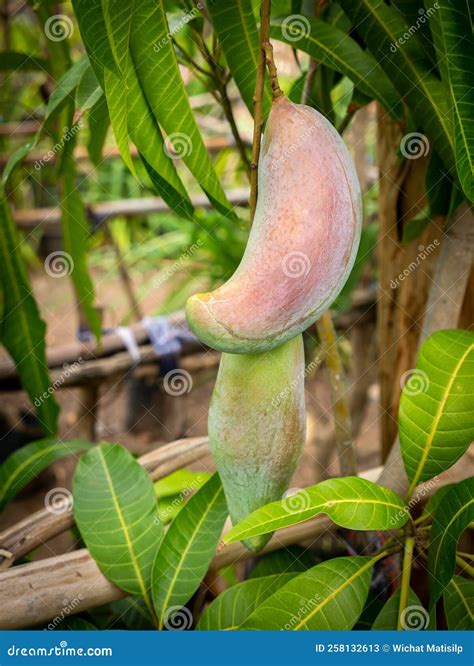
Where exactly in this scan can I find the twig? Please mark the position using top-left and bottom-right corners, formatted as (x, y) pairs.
(397, 536), (415, 630)
(456, 555), (474, 578)
(215, 79), (251, 178)
(316, 310), (357, 477)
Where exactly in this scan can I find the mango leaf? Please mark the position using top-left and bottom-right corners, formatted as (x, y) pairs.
(60, 148), (102, 340)
(223, 477), (408, 545)
(44, 56), (90, 124)
(129, 0), (236, 219)
(76, 65), (103, 113)
(444, 576), (474, 630)
(207, 0), (272, 116)
(0, 194), (59, 435)
(249, 546), (319, 579)
(428, 0), (474, 202)
(428, 477), (474, 607)
(339, 0), (455, 171)
(422, 484), (455, 518)
(152, 473), (228, 629)
(154, 469), (212, 499)
(197, 573), (295, 630)
(242, 556), (374, 630)
(0, 439), (92, 511)
(0, 51), (48, 72)
(110, 597), (154, 630)
(372, 588), (423, 630)
(270, 16), (402, 119)
(399, 329), (474, 493)
(73, 443), (164, 610)
(87, 94), (110, 165)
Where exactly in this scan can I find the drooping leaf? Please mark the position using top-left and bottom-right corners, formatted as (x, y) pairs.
(0, 51), (48, 72)
(154, 468), (212, 499)
(76, 65), (103, 113)
(428, 477), (474, 607)
(223, 477), (408, 545)
(197, 573), (295, 630)
(0, 194), (59, 436)
(73, 443), (164, 609)
(129, 0), (237, 219)
(249, 546), (319, 579)
(339, 0), (455, 170)
(372, 588), (423, 630)
(399, 329), (474, 492)
(44, 56), (90, 124)
(152, 473), (228, 629)
(207, 0), (272, 116)
(87, 94), (110, 165)
(444, 576), (474, 630)
(60, 148), (102, 340)
(270, 16), (402, 119)
(242, 556), (374, 630)
(428, 0), (474, 202)
(0, 439), (92, 511)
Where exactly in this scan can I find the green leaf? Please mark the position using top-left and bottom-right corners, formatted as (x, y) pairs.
(399, 329), (474, 492)
(152, 473), (228, 629)
(76, 65), (103, 113)
(45, 56), (90, 124)
(61, 618), (98, 630)
(242, 556), (374, 630)
(207, 0), (272, 116)
(60, 150), (102, 340)
(0, 194), (59, 435)
(428, 477), (474, 607)
(0, 439), (92, 511)
(223, 477), (408, 545)
(270, 16), (402, 119)
(339, 0), (455, 170)
(110, 597), (154, 630)
(129, 0), (237, 219)
(422, 483), (455, 518)
(372, 588), (423, 630)
(428, 0), (474, 202)
(444, 576), (474, 630)
(0, 51), (48, 72)
(249, 546), (319, 579)
(87, 94), (110, 165)
(73, 443), (164, 608)
(197, 573), (295, 630)
(154, 469), (212, 499)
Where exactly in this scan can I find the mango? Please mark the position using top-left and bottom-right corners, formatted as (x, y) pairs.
(186, 95), (362, 354)
(208, 334), (306, 552)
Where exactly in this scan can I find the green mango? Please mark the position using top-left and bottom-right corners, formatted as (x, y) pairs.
(208, 335), (306, 552)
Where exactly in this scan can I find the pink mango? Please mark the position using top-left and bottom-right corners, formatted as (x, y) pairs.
(186, 96), (362, 354)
